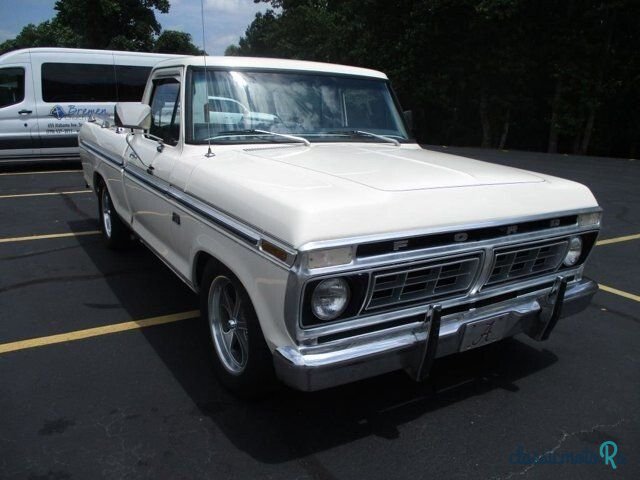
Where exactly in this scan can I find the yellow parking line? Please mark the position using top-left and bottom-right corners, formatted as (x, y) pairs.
(599, 284), (640, 303)
(0, 230), (101, 244)
(0, 310), (200, 354)
(0, 169), (82, 176)
(596, 233), (640, 246)
(0, 190), (90, 199)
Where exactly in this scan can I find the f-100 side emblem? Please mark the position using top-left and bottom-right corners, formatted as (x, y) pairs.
(393, 239), (409, 251)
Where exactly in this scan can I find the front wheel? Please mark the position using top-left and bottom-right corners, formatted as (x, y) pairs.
(98, 182), (132, 249)
(200, 262), (276, 397)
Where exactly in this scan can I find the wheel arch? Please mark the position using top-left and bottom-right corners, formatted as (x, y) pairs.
(93, 171), (105, 196)
(190, 247), (293, 352)
(193, 250), (222, 292)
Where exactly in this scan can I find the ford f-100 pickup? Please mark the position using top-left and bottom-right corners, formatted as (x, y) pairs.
(79, 56), (601, 395)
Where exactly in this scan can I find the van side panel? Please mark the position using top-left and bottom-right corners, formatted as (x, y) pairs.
(0, 48), (183, 162)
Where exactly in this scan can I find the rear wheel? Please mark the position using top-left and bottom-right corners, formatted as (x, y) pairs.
(98, 182), (132, 249)
(200, 261), (276, 397)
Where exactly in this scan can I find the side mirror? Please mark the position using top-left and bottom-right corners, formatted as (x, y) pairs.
(114, 102), (151, 130)
(403, 110), (414, 133)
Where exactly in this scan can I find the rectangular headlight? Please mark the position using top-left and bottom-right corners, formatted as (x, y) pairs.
(307, 246), (354, 269)
(578, 211), (602, 227)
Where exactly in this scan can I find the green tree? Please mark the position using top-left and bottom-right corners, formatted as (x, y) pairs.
(0, 18), (79, 54)
(227, 6), (345, 62)
(543, 1), (637, 155)
(0, 0), (202, 57)
(54, 0), (170, 51)
(230, 0), (640, 157)
(154, 30), (203, 55)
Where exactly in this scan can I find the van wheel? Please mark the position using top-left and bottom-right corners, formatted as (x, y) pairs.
(98, 182), (132, 249)
(200, 261), (276, 397)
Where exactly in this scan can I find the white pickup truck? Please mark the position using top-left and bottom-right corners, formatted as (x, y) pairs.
(79, 56), (602, 395)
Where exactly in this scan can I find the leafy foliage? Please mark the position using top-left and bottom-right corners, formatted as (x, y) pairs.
(55, 0), (169, 51)
(229, 0), (640, 157)
(0, 18), (79, 52)
(0, 0), (200, 55)
(154, 30), (204, 55)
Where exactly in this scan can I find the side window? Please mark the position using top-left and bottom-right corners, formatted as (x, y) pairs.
(0, 67), (25, 108)
(149, 79), (181, 146)
(114, 65), (152, 102)
(42, 63), (115, 102)
(41, 63), (151, 102)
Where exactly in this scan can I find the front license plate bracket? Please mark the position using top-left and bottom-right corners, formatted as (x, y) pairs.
(459, 313), (510, 352)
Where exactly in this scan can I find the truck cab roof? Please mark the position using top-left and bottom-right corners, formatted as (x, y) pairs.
(152, 55), (388, 80)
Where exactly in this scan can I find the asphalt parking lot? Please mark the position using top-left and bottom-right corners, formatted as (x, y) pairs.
(1, 149), (638, 479)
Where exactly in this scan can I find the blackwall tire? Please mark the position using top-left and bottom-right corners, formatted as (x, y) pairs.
(98, 182), (133, 249)
(200, 260), (276, 397)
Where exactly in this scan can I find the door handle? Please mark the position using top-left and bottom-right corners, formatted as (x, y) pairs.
(18, 109), (32, 115)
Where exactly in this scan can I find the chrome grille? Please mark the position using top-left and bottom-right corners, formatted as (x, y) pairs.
(366, 255), (481, 310)
(486, 239), (568, 286)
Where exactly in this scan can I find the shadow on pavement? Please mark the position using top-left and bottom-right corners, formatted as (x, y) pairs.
(72, 218), (559, 464)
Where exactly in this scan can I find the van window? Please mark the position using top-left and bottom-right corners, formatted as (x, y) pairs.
(114, 65), (153, 101)
(149, 79), (180, 146)
(0, 67), (25, 108)
(41, 63), (151, 103)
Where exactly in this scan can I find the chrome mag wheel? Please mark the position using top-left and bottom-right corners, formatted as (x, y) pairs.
(208, 276), (249, 375)
(101, 187), (112, 238)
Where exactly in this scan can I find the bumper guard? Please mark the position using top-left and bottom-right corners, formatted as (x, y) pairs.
(274, 277), (597, 391)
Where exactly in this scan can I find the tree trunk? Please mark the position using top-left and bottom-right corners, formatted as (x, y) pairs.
(498, 108), (511, 150)
(548, 78), (562, 153)
(479, 91), (492, 148)
(572, 133), (582, 155)
(579, 105), (596, 155)
(446, 106), (459, 146)
(445, 85), (462, 145)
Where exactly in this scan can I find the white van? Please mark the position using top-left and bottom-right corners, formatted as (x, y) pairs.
(0, 47), (183, 163)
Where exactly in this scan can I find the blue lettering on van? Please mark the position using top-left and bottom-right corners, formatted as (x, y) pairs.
(49, 105), (108, 120)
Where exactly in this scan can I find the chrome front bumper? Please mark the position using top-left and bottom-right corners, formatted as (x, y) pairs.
(273, 277), (598, 391)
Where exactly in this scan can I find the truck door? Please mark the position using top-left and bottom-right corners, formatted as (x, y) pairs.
(0, 63), (40, 160)
(124, 72), (182, 264)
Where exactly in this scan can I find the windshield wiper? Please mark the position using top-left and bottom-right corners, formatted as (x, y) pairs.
(325, 130), (401, 146)
(205, 129), (310, 147)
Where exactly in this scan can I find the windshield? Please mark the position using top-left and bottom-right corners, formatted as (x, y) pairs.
(187, 68), (409, 144)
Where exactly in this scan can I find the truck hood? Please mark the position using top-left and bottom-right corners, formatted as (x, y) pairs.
(242, 144), (544, 191)
(185, 144), (598, 248)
